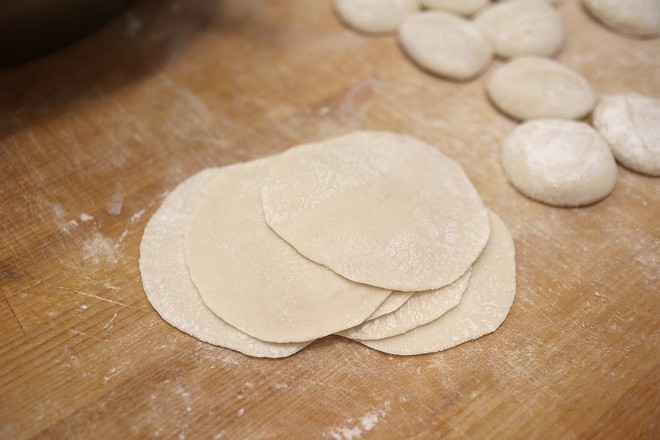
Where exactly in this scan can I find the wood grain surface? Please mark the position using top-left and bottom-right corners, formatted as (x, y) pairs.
(1, 0), (658, 438)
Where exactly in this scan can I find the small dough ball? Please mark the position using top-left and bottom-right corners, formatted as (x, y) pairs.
(421, 0), (489, 16)
(474, 0), (565, 58)
(501, 119), (618, 207)
(499, 0), (561, 6)
(399, 11), (494, 80)
(333, 0), (420, 34)
(486, 56), (596, 120)
(592, 93), (660, 176)
(583, 0), (660, 38)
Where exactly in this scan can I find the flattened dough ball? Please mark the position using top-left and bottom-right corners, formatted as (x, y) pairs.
(333, 0), (420, 34)
(486, 56), (596, 120)
(139, 168), (309, 358)
(185, 159), (391, 344)
(583, 0), (660, 38)
(592, 93), (660, 176)
(261, 131), (490, 292)
(421, 0), (489, 16)
(399, 11), (493, 80)
(501, 120), (618, 206)
(360, 211), (516, 356)
(474, 0), (565, 58)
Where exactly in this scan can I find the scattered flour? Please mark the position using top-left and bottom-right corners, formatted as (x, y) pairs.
(80, 213), (94, 222)
(82, 232), (118, 264)
(106, 186), (125, 215)
(324, 402), (391, 440)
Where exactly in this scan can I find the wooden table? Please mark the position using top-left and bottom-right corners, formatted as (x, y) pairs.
(1, 0), (658, 438)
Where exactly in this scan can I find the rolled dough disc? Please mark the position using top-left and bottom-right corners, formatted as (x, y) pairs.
(583, 0), (660, 38)
(339, 269), (471, 341)
(185, 158), (391, 344)
(333, 0), (420, 34)
(592, 93), (660, 176)
(474, 0), (565, 58)
(398, 11), (493, 80)
(500, 119), (618, 207)
(260, 131), (490, 292)
(486, 56), (596, 121)
(421, 0), (489, 16)
(139, 168), (309, 358)
(366, 291), (415, 320)
(359, 211), (516, 356)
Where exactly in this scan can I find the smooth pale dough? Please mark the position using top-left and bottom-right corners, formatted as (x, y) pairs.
(367, 291), (415, 320)
(487, 56), (596, 121)
(339, 269), (470, 341)
(500, 0), (561, 5)
(421, 0), (489, 16)
(583, 0), (660, 38)
(501, 119), (618, 206)
(185, 159), (391, 344)
(474, 0), (564, 58)
(260, 131), (490, 292)
(592, 93), (660, 176)
(333, 0), (420, 34)
(399, 11), (493, 80)
(359, 211), (516, 356)
(139, 168), (309, 358)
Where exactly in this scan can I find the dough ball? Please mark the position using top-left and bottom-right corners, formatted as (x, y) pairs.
(421, 0), (489, 16)
(139, 168), (309, 358)
(592, 93), (660, 176)
(583, 0), (660, 38)
(360, 211), (516, 356)
(260, 131), (490, 292)
(333, 0), (420, 34)
(474, 0), (565, 58)
(499, 0), (561, 6)
(339, 269), (470, 341)
(486, 56), (596, 120)
(185, 158), (391, 344)
(501, 119), (618, 206)
(399, 11), (494, 80)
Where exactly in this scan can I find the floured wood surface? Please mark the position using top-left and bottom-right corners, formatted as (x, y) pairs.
(0, 0), (658, 438)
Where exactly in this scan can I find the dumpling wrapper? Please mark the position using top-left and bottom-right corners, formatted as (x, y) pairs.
(139, 168), (309, 358)
(339, 269), (470, 341)
(366, 291), (415, 320)
(358, 211), (516, 355)
(185, 158), (391, 344)
(260, 131), (490, 292)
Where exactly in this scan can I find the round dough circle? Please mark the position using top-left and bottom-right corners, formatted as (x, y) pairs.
(592, 93), (660, 176)
(260, 131), (490, 292)
(333, 0), (420, 34)
(421, 0), (489, 16)
(339, 269), (470, 341)
(139, 168), (309, 358)
(185, 159), (391, 344)
(399, 11), (493, 80)
(474, 0), (565, 58)
(360, 211), (517, 356)
(583, 0), (660, 38)
(486, 56), (596, 121)
(501, 119), (618, 206)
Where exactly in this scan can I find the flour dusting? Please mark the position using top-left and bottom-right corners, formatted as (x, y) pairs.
(82, 232), (117, 264)
(324, 402), (391, 439)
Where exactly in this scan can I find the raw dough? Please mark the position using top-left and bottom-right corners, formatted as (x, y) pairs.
(421, 0), (489, 16)
(139, 168), (309, 358)
(500, 0), (561, 6)
(583, 0), (660, 38)
(260, 131), (490, 292)
(333, 0), (420, 34)
(592, 93), (660, 176)
(359, 211), (516, 356)
(474, 0), (565, 58)
(486, 56), (596, 120)
(399, 11), (493, 80)
(185, 159), (391, 344)
(367, 291), (415, 320)
(340, 269), (471, 340)
(501, 119), (618, 206)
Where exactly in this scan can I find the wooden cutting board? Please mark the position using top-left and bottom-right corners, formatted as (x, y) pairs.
(1, 0), (658, 438)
